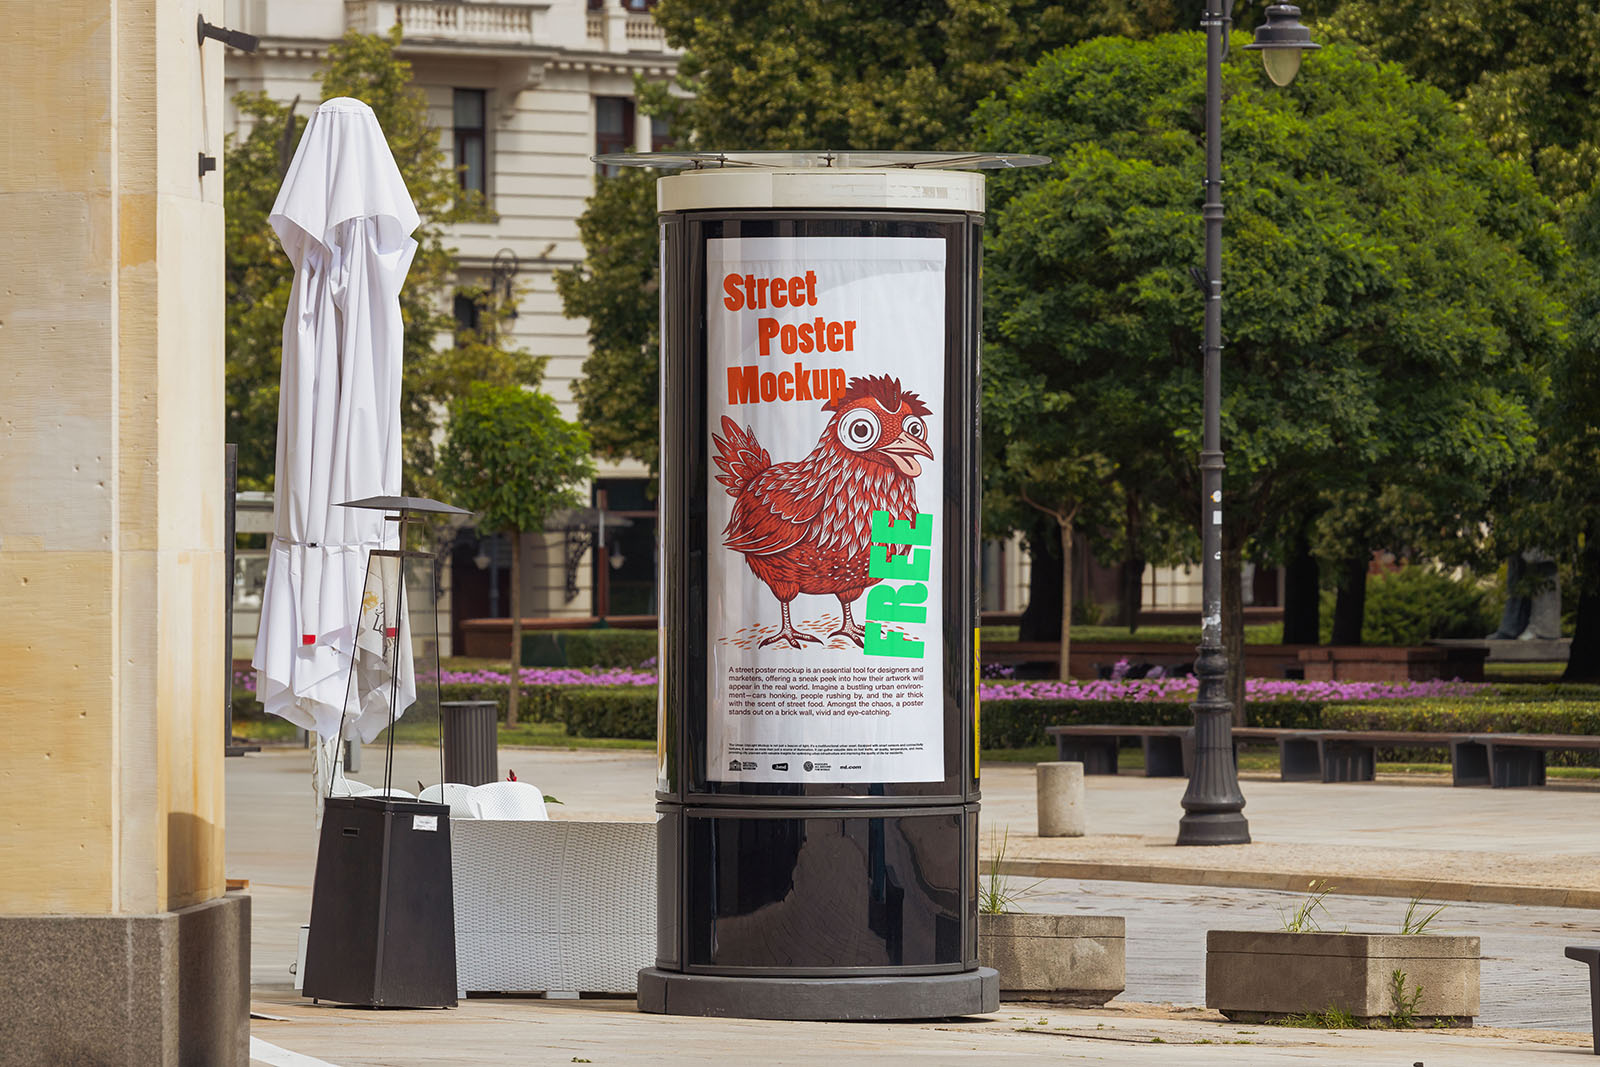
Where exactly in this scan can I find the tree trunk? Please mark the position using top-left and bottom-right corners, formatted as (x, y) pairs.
(1120, 490), (1144, 633)
(1058, 519), (1074, 681)
(1280, 524), (1320, 645)
(1018, 516), (1062, 643)
(1221, 537), (1246, 727)
(1564, 531), (1600, 682)
(1331, 553), (1368, 646)
(507, 531), (522, 727)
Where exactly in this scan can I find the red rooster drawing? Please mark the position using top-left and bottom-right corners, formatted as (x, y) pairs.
(713, 374), (934, 649)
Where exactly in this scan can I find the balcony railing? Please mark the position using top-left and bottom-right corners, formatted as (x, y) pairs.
(347, 0), (539, 48)
(585, 6), (674, 53)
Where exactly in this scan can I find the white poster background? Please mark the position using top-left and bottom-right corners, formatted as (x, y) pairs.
(706, 236), (946, 784)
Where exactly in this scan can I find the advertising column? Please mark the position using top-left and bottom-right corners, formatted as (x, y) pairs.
(637, 153), (1045, 1022)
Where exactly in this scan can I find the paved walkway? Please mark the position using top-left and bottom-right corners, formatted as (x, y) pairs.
(230, 743), (1600, 1063)
(248, 994), (1591, 1066)
(1023, 878), (1599, 1030)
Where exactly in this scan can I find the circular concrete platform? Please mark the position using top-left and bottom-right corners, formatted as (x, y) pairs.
(637, 967), (999, 1021)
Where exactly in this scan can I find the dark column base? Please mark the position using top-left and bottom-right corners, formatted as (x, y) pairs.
(637, 967), (999, 1021)
(0, 892), (251, 1066)
(1176, 811), (1251, 846)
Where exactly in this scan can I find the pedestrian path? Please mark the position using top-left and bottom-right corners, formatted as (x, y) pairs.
(1020, 877), (1600, 1030)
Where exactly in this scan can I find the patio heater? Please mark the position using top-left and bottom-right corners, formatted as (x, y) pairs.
(301, 494), (470, 1009)
(613, 151), (1046, 1020)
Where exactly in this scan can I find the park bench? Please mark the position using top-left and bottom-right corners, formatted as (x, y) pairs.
(1045, 724), (1191, 776)
(1045, 724), (1600, 787)
(1045, 724), (1325, 778)
(1450, 733), (1600, 788)
(1567, 946), (1599, 1054)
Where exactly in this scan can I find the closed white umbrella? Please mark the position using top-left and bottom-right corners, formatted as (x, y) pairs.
(252, 97), (418, 752)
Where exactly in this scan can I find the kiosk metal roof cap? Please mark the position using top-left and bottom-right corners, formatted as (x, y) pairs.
(592, 150), (1050, 213)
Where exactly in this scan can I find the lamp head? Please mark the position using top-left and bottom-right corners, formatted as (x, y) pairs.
(1245, 3), (1320, 86)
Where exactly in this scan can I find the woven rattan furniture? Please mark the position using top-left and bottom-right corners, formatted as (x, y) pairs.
(450, 819), (655, 994)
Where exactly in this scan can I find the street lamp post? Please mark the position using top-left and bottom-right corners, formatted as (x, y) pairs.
(1178, 3), (1317, 846)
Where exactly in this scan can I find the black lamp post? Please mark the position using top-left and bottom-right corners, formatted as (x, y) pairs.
(1178, 3), (1317, 846)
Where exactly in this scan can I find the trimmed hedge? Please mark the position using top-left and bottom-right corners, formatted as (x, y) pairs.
(978, 698), (1331, 750)
(563, 686), (657, 739)
(439, 681), (658, 726)
(519, 628), (657, 668)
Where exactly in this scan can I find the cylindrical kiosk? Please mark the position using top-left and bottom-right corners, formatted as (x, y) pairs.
(627, 151), (1046, 1021)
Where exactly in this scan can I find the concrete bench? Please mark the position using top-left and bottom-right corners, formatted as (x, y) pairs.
(1047, 725), (1327, 778)
(1045, 724), (1600, 787)
(1450, 734), (1600, 788)
(1566, 946), (1599, 1054)
(1046, 725), (1191, 776)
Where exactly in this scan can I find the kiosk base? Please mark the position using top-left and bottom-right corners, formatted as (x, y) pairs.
(637, 967), (998, 1021)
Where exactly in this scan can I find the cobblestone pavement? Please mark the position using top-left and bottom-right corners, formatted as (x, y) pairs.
(1019, 876), (1600, 1031)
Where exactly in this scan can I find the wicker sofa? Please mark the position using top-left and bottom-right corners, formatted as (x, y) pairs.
(450, 819), (656, 995)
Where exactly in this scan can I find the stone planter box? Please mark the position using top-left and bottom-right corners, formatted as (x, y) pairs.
(978, 913), (1124, 1005)
(1206, 931), (1479, 1026)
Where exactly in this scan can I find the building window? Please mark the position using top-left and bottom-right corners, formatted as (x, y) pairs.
(595, 96), (635, 176)
(650, 115), (672, 152)
(453, 290), (482, 345)
(621, 0), (655, 10)
(454, 89), (487, 197)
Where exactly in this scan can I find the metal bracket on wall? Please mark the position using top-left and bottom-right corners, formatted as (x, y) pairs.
(563, 528), (593, 603)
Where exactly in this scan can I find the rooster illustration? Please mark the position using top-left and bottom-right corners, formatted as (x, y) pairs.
(713, 374), (934, 649)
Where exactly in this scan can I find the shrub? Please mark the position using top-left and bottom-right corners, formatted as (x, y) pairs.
(520, 628), (657, 668)
(1326, 699), (1600, 766)
(978, 698), (1330, 749)
(562, 686), (657, 739)
(1319, 566), (1498, 646)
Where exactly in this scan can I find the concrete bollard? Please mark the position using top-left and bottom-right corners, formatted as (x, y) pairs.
(1037, 761), (1086, 837)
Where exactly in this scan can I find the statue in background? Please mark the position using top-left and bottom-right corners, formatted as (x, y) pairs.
(1489, 549), (1561, 640)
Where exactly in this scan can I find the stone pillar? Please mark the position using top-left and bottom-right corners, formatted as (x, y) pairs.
(1037, 762), (1086, 837)
(0, 1), (250, 1063)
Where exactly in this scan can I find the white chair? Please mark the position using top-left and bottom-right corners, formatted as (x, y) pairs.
(328, 776), (368, 798)
(464, 780), (549, 821)
(351, 786), (416, 799)
(418, 782), (478, 818)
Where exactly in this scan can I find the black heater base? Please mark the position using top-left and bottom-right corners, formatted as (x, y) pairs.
(637, 967), (998, 1020)
(303, 796), (458, 1008)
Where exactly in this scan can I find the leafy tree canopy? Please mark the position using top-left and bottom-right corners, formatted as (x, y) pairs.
(554, 168), (660, 471)
(439, 383), (594, 537)
(1326, 0), (1600, 205)
(980, 34), (1564, 535)
(976, 35), (1567, 679)
(439, 382), (593, 721)
(224, 29), (541, 494)
(563, 0), (1261, 472)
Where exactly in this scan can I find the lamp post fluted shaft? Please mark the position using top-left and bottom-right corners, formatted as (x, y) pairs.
(1178, 0), (1251, 846)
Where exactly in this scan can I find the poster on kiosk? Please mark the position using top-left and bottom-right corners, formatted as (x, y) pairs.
(705, 236), (945, 785)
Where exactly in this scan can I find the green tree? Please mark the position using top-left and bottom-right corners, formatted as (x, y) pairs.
(554, 167), (660, 471)
(977, 35), (1567, 716)
(1326, 0), (1600, 206)
(224, 29), (541, 493)
(439, 384), (594, 724)
(560, 0), (1238, 474)
(1328, 0), (1600, 676)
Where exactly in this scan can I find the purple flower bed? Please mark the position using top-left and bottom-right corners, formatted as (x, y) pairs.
(441, 666), (656, 687)
(239, 658), (1488, 704)
(979, 676), (1491, 703)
